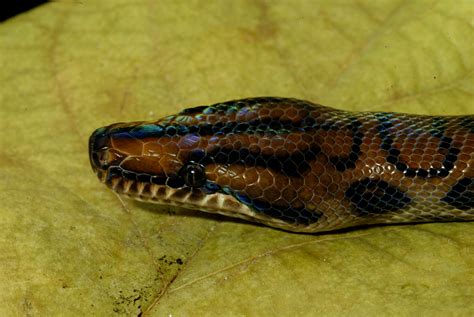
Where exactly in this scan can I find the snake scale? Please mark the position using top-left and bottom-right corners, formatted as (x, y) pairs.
(89, 97), (473, 233)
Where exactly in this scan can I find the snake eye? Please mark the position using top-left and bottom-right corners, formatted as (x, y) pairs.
(181, 163), (206, 188)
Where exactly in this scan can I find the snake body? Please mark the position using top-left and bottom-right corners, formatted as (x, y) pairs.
(89, 97), (473, 233)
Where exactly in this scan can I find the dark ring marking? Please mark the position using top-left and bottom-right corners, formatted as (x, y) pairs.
(345, 178), (412, 216)
(376, 114), (459, 178)
(442, 178), (473, 210)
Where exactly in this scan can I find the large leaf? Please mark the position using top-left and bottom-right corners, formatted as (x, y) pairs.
(0, 1), (472, 315)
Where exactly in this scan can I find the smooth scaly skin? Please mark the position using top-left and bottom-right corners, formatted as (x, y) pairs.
(89, 97), (474, 233)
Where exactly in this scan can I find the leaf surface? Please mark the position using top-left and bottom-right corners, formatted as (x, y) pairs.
(0, 1), (473, 315)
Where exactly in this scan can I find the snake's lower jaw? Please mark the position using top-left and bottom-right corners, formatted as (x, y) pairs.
(95, 171), (309, 231)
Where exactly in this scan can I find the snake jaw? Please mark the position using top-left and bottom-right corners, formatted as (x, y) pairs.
(100, 172), (305, 231)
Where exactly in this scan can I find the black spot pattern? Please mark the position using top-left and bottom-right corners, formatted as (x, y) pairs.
(442, 178), (473, 210)
(345, 179), (412, 215)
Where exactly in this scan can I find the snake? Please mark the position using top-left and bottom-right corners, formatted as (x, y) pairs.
(88, 97), (473, 233)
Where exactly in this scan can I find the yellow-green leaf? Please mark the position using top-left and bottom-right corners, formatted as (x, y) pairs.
(0, 1), (472, 315)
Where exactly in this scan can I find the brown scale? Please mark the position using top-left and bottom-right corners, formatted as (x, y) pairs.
(89, 97), (474, 233)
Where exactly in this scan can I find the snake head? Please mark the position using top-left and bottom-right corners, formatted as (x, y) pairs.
(88, 98), (331, 231)
(88, 108), (266, 226)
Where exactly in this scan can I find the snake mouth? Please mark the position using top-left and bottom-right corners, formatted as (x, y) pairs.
(94, 167), (272, 226)
(97, 168), (204, 207)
